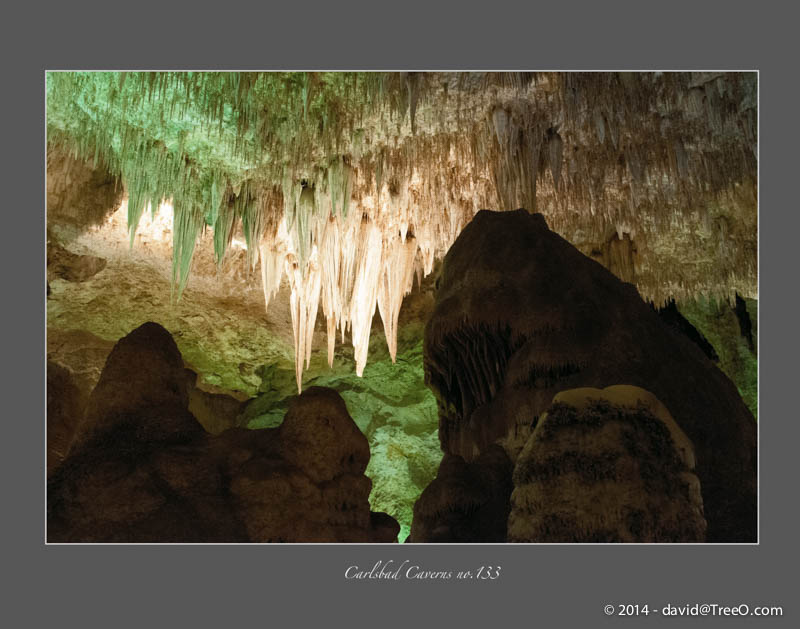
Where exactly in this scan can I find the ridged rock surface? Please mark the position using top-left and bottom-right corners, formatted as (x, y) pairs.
(508, 386), (706, 543)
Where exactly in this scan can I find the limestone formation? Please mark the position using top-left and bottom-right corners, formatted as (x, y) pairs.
(424, 209), (756, 541)
(44, 72), (758, 545)
(408, 445), (513, 543)
(508, 386), (706, 543)
(236, 278), (442, 541)
(46, 329), (115, 400)
(74, 321), (192, 450)
(47, 72), (757, 387)
(48, 322), (399, 543)
(46, 146), (123, 236)
(277, 386), (370, 484)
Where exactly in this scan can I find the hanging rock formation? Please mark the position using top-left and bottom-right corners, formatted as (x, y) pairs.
(46, 72), (757, 388)
(423, 209), (756, 542)
(45, 72), (758, 544)
(508, 386), (706, 543)
(46, 146), (124, 237)
(47, 322), (399, 543)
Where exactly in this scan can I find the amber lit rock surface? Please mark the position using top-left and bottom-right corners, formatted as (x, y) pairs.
(46, 328), (115, 399)
(424, 209), (756, 542)
(508, 386), (706, 543)
(47, 323), (398, 543)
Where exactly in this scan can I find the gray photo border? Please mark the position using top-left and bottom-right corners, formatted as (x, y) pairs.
(9, 1), (797, 626)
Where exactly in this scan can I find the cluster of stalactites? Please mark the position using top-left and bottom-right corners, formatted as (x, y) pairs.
(47, 71), (757, 276)
(259, 163), (478, 392)
(45, 71), (758, 381)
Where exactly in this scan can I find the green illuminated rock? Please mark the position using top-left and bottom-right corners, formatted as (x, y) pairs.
(239, 327), (441, 542)
(679, 297), (758, 418)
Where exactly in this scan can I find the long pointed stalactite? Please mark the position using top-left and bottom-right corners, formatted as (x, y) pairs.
(46, 71), (758, 390)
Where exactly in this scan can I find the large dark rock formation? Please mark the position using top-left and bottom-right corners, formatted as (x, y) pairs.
(48, 322), (398, 543)
(73, 322), (192, 451)
(508, 386), (706, 542)
(423, 209), (756, 542)
(408, 445), (512, 543)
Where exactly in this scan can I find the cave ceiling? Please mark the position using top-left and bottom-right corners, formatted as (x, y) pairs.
(46, 71), (758, 388)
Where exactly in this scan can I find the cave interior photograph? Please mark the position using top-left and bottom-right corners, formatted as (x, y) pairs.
(45, 71), (758, 544)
